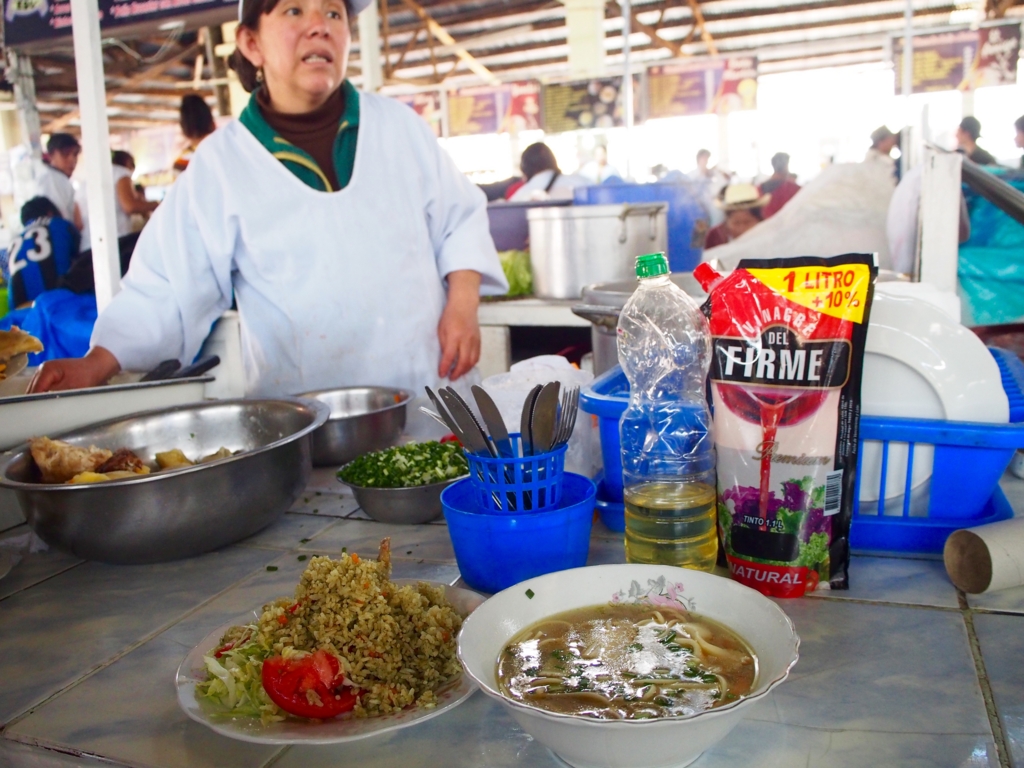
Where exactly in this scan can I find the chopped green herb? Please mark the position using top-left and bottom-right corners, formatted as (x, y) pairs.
(299, 538), (310, 543)
(724, 693), (738, 701)
(312, 509), (319, 514)
(700, 673), (718, 684)
(654, 697), (673, 707)
(628, 642), (644, 652)
(189, 432), (195, 439)
(525, 588), (535, 599)
(266, 566), (278, 571)
(342, 547), (347, 553)
(297, 555), (307, 561)
(337, 441), (468, 488)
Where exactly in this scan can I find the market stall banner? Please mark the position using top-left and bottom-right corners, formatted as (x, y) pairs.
(647, 57), (757, 119)
(394, 92), (443, 138)
(892, 23), (1020, 93)
(540, 76), (640, 134)
(446, 82), (540, 137)
(4, 0), (235, 46)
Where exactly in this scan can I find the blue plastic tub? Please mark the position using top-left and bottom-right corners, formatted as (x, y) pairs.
(442, 472), (596, 593)
(595, 476), (625, 532)
(573, 182), (708, 272)
(580, 349), (1024, 554)
(464, 434), (566, 513)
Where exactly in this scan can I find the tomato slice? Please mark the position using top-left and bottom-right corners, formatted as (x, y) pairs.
(261, 650), (360, 719)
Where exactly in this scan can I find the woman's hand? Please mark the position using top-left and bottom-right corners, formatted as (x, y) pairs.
(28, 347), (122, 394)
(437, 270), (481, 381)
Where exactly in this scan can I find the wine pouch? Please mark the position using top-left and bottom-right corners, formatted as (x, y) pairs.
(694, 255), (877, 597)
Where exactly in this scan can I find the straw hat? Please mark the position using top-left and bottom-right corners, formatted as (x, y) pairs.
(717, 183), (770, 211)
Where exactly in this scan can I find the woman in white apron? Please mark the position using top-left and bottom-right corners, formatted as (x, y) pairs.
(29, 0), (507, 398)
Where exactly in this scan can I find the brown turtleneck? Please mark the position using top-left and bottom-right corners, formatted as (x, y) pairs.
(256, 86), (345, 191)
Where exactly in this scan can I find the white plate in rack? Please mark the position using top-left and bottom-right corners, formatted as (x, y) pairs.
(859, 292), (1008, 505)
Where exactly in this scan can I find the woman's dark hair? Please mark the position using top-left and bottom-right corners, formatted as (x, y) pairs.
(230, 0), (355, 93)
(111, 150), (134, 169)
(21, 196), (62, 226)
(1015, 114), (1024, 134)
(180, 94), (216, 140)
(520, 142), (559, 180)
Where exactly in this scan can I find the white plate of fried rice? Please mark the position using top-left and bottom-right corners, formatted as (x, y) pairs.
(175, 542), (485, 745)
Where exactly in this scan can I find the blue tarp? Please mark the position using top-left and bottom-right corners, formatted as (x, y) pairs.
(0, 289), (97, 363)
(959, 170), (1024, 327)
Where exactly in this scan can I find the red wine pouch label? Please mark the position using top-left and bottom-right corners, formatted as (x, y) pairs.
(694, 255), (877, 597)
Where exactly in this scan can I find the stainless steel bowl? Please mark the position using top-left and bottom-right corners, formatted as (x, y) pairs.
(0, 398), (329, 564)
(299, 387), (412, 467)
(338, 475), (464, 525)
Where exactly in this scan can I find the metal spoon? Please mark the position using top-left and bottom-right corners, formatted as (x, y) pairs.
(519, 384), (543, 458)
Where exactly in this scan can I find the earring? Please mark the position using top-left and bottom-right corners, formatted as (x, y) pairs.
(256, 67), (264, 83)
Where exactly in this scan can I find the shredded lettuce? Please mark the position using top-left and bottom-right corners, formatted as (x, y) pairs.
(195, 627), (283, 723)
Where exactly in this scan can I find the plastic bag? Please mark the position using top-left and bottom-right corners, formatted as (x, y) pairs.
(695, 254), (877, 597)
(482, 356), (601, 477)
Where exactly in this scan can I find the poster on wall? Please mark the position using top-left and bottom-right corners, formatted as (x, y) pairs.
(647, 57), (757, 118)
(540, 76), (640, 134)
(447, 86), (503, 136)
(447, 81), (541, 136)
(4, 0), (236, 46)
(395, 92), (443, 138)
(892, 23), (1020, 93)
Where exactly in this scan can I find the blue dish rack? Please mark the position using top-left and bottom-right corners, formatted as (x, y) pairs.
(580, 348), (1024, 553)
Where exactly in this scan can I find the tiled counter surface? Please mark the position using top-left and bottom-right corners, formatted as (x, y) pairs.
(2, 468), (1024, 768)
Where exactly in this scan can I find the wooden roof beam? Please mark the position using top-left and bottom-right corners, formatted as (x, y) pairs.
(607, 0), (683, 57)
(396, 0), (501, 83)
(43, 42), (201, 132)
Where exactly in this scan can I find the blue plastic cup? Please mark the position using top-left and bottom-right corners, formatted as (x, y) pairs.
(442, 472), (596, 594)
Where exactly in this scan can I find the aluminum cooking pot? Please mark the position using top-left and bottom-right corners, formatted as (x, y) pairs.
(527, 203), (668, 300)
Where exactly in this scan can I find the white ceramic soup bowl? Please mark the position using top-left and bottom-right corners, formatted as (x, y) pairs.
(458, 564), (799, 768)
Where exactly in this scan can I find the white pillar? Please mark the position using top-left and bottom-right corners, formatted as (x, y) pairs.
(918, 149), (962, 306)
(620, 0), (632, 180)
(70, 0), (120, 311)
(358, 0), (384, 92)
(562, 0), (605, 78)
(900, 0), (913, 178)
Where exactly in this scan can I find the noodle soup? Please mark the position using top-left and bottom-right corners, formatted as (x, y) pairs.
(496, 603), (756, 720)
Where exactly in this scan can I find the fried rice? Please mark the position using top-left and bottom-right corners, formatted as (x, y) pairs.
(198, 539), (463, 720)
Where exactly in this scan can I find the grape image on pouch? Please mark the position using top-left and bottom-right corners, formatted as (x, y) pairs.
(694, 254), (877, 597)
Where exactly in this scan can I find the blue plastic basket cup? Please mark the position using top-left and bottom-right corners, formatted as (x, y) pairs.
(464, 434), (567, 514)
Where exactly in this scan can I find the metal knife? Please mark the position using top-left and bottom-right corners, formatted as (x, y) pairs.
(519, 384), (543, 457)
(531, 381), (561, 454)
(439, 388), (493, 457)
(425, 387), (464, 442)
(472, 385), (514, 459)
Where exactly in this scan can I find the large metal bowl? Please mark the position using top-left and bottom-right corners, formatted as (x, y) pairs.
(338, 475), (464, 525)
(0, 398), (329, 564)
(299, 387), (412, 467)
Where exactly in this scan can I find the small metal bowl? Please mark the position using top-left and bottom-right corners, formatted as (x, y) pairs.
(0, 398), (329, 564)
(298, 387), (412, 467)
(338, 473), (465, 525)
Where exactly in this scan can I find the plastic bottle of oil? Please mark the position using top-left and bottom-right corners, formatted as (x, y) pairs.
(617, 252), (717, 570)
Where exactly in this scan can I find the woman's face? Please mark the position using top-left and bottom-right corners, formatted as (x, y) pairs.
(238, 0), (350, 113)
(725, 209), (760, 240)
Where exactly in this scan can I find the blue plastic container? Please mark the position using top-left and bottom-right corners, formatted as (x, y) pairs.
(580, 349), (1024, 554)
(594, 476), (625, 532)
(442, 472), (596, 593)
(464, 434), (566, 514)
(573, 182), (709, 272)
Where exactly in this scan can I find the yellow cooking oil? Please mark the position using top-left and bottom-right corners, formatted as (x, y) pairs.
(623, 480), (718, 570)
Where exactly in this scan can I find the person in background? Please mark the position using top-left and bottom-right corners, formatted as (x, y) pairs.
(866, 126), (899, 165)
(688, 149), (729, 226)
(173, 94), (217, 172)
(759, 152), (800, 218)
(34, 133), (82, 230)
(6, 197), (80, 310)
(703, 183), (768, 250)
(579, 144), (620, 183)
(1014, 115), (1024, 169)
(957, 117), (997, 166)
(508, 142), (588, 201)
(111, 151), (158, 235)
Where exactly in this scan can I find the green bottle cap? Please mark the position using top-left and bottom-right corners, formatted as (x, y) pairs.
(635, 252), (669, 279)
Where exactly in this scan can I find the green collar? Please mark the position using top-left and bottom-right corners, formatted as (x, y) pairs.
(239, 80), (360, 192)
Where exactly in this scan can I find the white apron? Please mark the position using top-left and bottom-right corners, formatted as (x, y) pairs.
(92, 92), (507, 397)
